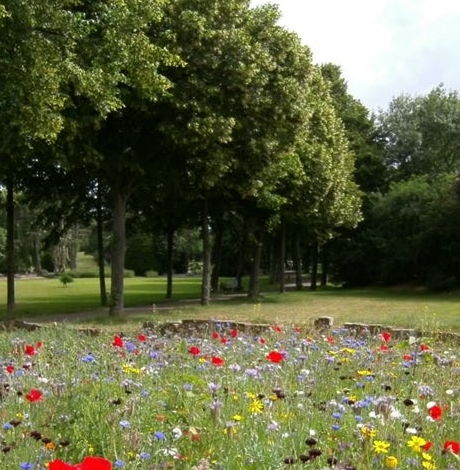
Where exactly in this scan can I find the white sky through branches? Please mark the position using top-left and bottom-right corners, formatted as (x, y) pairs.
(250, 0), (460, 111)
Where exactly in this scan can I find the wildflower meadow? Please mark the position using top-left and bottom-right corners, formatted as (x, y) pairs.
(0, 324), (459, 469)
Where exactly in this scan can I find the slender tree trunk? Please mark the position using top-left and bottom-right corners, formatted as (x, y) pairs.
(279, 222), (286, 293)
(321, 244), (329, 287)
(96, 192), (107, 307)
(201, 198), (211, 306)
(268, 237), (277, 284)
(310, 240), (318, 291)
(32, 232), (42, 275)
(210, 221), (223, 293)
(166, 227), (174, 299)
(6, 176), (15, 316)
(69, 225), (79, 270)
(109, 189), (127, 315)
(294, 232), (303, 290)
(248, 234), (262, 300)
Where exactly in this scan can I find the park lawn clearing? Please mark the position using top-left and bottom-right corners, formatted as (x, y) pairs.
(0, 324), (459, 469)
(73, 286), (460, 333)
(0, 277), (202, 318)
(1, 277), (460, 332)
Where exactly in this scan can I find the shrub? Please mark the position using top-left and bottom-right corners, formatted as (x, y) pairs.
(59, 273), (74, 287)
(144, 270), (159, 278)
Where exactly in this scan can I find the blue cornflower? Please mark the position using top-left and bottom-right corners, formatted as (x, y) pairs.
(81, 353), (96, 363)
(114, 460), (125, 467)
(139, 452), (151, 460)
(119, 420), (130, 429)
(154, 431), (166, 440)
(3, 422), (13, 430)
(20, 464), (33, 470)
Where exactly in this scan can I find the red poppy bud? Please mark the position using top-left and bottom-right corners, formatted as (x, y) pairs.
(444, 441), (460, 454)
(380, 331), (392, 342)
(211, 356), (224, 366)
(428, 405), (442, 420)
(266, 351), (284, 363)
(188, 346), (201, 356)
(112, 336), (124, 348)
(25, 389), (43, 402)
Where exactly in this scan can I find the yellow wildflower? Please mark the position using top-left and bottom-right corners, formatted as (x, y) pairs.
(232, 414), (243, 421)
(385, 456), (398, 468)
(373, 440), (391, 454)
(407, 436), (427, 453)
(357, 369), (373, 376)
(122, 364), (141, 374)
(361, 426), (377, 438)
(422, 461), (437, 470)
(248, 399), (264, 414)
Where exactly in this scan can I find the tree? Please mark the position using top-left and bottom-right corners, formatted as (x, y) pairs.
(54, 0), (182, 316)
(0, 1), (87, 315)
(377, 85), (460, 181)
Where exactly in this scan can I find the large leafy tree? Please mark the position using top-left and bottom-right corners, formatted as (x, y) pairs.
(52, 0), (182, 316)
(0, 1), (85, 314)
(377, 85), (460, 181)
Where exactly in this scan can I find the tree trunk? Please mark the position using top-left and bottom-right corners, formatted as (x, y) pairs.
(96, 192), (107, 307)
(6, 176), (15, 316)
(109, 189), (127, 315)
(69, 225), (79, 270)
(321, 244), (329, 287)
(268, 237), (277, 284)
(210, 221), (223, 293)
(279, 222), (286, 293)
(310, 240), (318, 291)
(32, 232), (42, 275)
(294, 232), (303, 290)
(248, 234), (262, 300)
(166, 227), (174, 299)
(201, 198), (211, 306)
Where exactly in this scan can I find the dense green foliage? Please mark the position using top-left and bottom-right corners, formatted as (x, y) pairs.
(1, 1), (460, 318)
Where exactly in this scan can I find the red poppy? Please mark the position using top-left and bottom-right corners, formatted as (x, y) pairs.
(137, 334), (146, 342)
(211, 332), (220, 339)
(294, 327), (301, 333)
(49, 460), (78, 470)
(380, 331), (392, 342)
(188, 346), (201, 356)
(25, 345), (37, 356)
(77, 457), (112, 470)
(49, 457), (112, 470)
(326, 336), (335, 344)
(36, 341), (43, 349)
(211, 356), (225, 366)
(422, 441), (433, 451)
(444, 441), (460, 454)
(25, 389), (43, 402)
(258, 337), (266, 345)
(379, 344), (390, 351)
(266, 351), (284, 363)
(428, 405), (442, 420)
(271, 325), (283, 333)
(230, 329), (238, 338)
(112, 336), (124, 348)
(420, 344), (430, 352)
(403, 354), (413, 361)
(220, 337), (228, 344)
(5, 365), (14, 374)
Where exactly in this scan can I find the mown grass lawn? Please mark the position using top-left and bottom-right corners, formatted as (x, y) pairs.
(102, 286), (460, 333)
(2, 276), (460, 332)
(0, 277), (202, 317)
